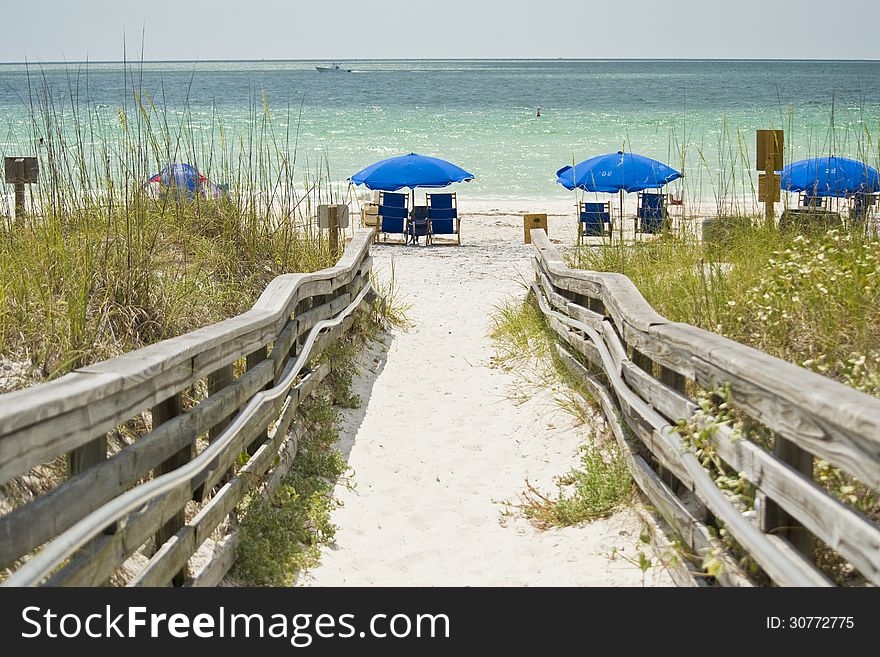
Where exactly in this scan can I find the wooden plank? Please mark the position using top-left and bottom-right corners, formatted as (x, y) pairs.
(535, 230), (880, 584)
(565, 302), (605, 332)
(599, 319), (627, 375)
(545, 313), (602, 368)
(765, 535), (831, 586)
(0, 362), (191, 486)
(197, 318), (350, 497)
(621, 360), (697, 424)
(50, 362), (334, 587)
(532, 261), (573, 314)
(184, 532), (238, 587)
(644, 322), (880, 487)
(537, 255), (664, 335)
(616, 396), (694, 490)
(5, 232), (373, 585)
(622, 320), (697, 380)
(540, 300), (819, 585)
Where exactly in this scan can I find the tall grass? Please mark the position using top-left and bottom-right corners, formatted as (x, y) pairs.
(0, 62), (344, 386)
(571, 226), (880, 396)
(492, 295), (634, 528)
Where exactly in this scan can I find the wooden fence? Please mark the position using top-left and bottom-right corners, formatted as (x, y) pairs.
(530, 229), (880, 587)
(0, 229), (375, 586)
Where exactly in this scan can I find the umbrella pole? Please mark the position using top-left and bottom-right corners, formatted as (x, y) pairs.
(619, 189), (624, 244)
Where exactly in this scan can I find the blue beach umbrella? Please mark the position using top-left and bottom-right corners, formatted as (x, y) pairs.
(349, 153), (474, 192)
(780, 156), (880, 197)
(555, 151), (682, 193)
(146, 163), (220, 199)
(556, 151), (682, 232)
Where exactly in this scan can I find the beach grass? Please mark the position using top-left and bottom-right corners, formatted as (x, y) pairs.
(0, 64), (359, 569)
(570, 225), (880, 397)
(515, 442), (632, 530)
(0, 64), (345, 389)
(491, 294), (633, 527)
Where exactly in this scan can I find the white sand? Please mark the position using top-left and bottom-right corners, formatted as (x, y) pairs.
(301, 211), (674, 587)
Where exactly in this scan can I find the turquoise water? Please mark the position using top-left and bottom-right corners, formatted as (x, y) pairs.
(1, 59), (878, 206)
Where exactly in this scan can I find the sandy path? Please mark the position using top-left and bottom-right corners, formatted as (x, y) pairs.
(301, 214), (672, 587)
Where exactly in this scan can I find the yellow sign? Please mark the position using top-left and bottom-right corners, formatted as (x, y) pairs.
(756, 130), (784, 172)
(523, 213), (547, 244)
(758, 173), (781, 203)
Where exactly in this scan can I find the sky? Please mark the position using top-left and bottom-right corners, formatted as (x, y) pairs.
(0, 0), (877, 62)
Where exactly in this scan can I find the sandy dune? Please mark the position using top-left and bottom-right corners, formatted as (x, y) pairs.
(301, 212), (673, 587)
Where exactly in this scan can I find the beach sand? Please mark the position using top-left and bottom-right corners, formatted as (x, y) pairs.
(300, 210), (675, 587)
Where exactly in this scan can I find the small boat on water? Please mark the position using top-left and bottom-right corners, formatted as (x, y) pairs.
(315, 63), (351, 73)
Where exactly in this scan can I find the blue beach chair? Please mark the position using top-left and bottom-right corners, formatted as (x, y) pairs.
(426, 192), (461, 245)
(408, 205), (430, 245)
(850, 192), (874, 230)
(578, 201), (611, 241)
(637, 192), (667, 234)
(801, 194), (825, 209)
(377, 191), (409, 243)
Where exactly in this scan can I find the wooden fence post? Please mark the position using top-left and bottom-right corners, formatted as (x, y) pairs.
(329, 207), (340, 260)
(193, 364), (235, 502)
(152, 392), (189, 586)
(245, 347), (269, 455)
(763, 437), (815, 560)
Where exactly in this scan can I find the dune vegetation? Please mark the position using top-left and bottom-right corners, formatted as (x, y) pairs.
(0, 70), (343, 391)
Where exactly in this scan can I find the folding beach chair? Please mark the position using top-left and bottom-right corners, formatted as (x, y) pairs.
(800, 193), (825, 209)
(850, 192), (874, 231)
(407, 205), (430, 245)
(426, 192), (460, 245)
(637, 192), (667, 234)
(377, 191), (409, 243)
(578, 201), (611, 242)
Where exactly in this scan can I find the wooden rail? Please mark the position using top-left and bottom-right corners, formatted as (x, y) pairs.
(530, 228), (880, 587)
(0, 230), (375, 586)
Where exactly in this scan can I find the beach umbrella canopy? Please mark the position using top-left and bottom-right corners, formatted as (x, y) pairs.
(349, 153), (474, 191)
(148, 163), (206, 191)
(556, 151), (682, 193)
(780, 156), (880, 197)
(147, 163), (221, 198)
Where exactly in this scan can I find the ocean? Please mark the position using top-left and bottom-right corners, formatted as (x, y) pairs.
(0, 59), (878, 211)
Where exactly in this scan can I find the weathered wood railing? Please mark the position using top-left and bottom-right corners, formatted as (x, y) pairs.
(0, 229), (375, 586)
(530, 228), (880, 587)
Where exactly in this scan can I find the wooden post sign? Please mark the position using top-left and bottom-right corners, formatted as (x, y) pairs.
(756, 130), (783, 226)
(758, 172), (781, 203)
(318, 204), (350, 259)
(4, 156), (38, 221)
(523, 213), (548, 244)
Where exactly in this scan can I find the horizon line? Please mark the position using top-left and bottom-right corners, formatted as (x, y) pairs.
(1, 56), (879, 65)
